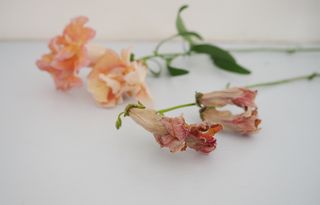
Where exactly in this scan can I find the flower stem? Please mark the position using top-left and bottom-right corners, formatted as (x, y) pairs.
(154, 34), (181, 55)
(138, 51), (189, 62)
(229, 47), (320, 53)
(157, 102), (196, 115)
(155, 72), (319, 115)
(246, 72), (320, 88)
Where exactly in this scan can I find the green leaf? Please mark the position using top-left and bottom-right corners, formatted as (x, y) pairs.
(176, 5), (194, 44)
(166, 59), (189, 76)
(213, 58), (251, 74)
(179, 31), (203, 41)
(191, 44), (251, 74)
(168, 65), (189, 76)
(191, 44), (236, 63)
(176, 5), (189, 33)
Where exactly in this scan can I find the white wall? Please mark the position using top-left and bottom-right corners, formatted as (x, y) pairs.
(0, 0), (319, 42)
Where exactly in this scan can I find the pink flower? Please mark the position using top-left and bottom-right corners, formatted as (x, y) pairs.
(154, 117), (189, 152)
(128, 107), (222, 153)
(196, 87), (257, 109)
(36, 16), (95, 91)
(197, 87), (261, 135)
(87, 48), (152, 107)
(200, 107), (261, 135)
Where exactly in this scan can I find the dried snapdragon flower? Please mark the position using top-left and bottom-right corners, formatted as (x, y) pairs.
(116, 103), (222, 153)
(116, 73), (319, 154)
(197, 88), (261, 135)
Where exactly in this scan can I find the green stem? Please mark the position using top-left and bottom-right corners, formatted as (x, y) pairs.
(157, 102), (196, 115)
(229, 47), (320, 53)
(154, 72), (319, 114)
(154, 34), (181, 55)
(138, 51), (189, 62)
(246, 72), (320, 88)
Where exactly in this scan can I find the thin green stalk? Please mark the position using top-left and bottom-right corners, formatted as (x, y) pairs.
(229, 47), (320, 53)
(246, 72), (320, 88)
(154, 72), (319, 114)
(138, 51), (189, 62)
(157, 102), (196, 115)
(154, 34), (181, 55)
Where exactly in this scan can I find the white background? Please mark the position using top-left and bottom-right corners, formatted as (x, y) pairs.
(0, 41), (320, 204)
(1, 0), (320, 204)
(0, 0), (320, 42)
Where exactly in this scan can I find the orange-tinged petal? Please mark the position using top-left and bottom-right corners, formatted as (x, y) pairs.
(36, 16), (95, 91)
(87, 48), (152, 107)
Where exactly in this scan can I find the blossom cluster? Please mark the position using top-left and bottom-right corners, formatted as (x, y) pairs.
(120, 87), (261, 154)
(36, 16), (263, 155)
(36, 16), (151, 107)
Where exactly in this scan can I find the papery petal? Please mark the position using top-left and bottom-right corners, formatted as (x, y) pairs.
(129, 108), (167, 135)
(201, 107), (261, 135)
(160, 117), (188, 141)
(186, 124), (222, 153)
(128, 107), (222, 153)
(198, 87), (257, 109)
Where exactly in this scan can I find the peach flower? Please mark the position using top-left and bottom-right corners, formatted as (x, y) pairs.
(87, 48), (152, 107)
(36, 16), (95, 91)
(197, 87), (261, 135)
(128, 107), (222, 153)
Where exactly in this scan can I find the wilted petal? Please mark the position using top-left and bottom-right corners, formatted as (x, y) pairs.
(197, 87), (257, 109)
(129, 108), (167, 135)
(127, 107), (222, 153)
(186, 123), (222, 153)
(201, 107), (261, 135)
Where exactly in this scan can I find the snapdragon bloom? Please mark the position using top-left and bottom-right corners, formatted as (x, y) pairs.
(197, 87), (261, 135)
(87, 48), (151, 107)
(36, 16), (95, 90)
(128, 107), (222, 153)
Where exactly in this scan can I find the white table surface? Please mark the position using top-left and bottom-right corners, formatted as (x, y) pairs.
(0, 41), (320, 205)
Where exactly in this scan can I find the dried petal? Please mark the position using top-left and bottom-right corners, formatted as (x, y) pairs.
(128, 107), (222, 153)
(201, 107), (261, 135)
(87, 48), (152, 107)
(186, 124), (222, 153)
(197, 87), (261, 135)
(198, 87), (257, 109)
